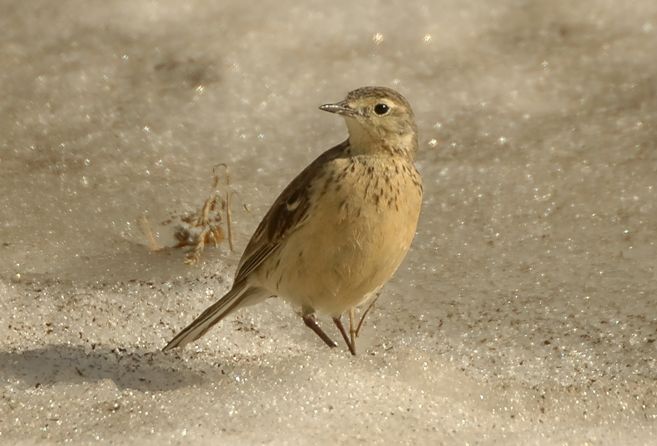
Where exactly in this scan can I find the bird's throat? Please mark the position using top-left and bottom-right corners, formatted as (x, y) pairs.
(345, 118), (416, 159)
(345, 119), (380, 155)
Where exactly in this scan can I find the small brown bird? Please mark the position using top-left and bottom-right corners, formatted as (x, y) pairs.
(163, 86), (423, 355)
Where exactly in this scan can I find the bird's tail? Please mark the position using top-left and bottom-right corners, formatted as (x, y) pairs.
(163, 281), (257, 351)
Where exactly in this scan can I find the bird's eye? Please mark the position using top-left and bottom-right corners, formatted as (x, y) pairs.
(373, 103), (390, 115)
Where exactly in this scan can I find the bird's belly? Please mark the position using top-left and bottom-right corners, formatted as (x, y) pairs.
(260, 176), (421, 315)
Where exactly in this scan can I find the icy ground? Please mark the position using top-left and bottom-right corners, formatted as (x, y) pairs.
(1, 0), (657, 444)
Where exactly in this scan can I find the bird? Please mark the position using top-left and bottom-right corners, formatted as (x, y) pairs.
(163, 86), (423, 355)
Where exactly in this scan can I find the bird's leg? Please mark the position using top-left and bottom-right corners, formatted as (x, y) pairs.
(302, 310), (337, 348)
(332, 315), (356, 355)
(348, 308), (357, 355)
(355, 294), (379, 337)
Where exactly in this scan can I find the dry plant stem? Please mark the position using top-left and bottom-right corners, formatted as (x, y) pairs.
(214, 163), (235, 252)
(226, 191), (235, 252)
(183, 163), (237, 264)
(138, 215), (162, 251)
(185, 234), (206, 265)
(197, 195), (213, 226)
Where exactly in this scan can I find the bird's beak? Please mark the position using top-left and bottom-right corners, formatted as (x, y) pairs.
(319, 101), (357, 117)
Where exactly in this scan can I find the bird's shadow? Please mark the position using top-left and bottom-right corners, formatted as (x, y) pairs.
(0, 344), (203, 391)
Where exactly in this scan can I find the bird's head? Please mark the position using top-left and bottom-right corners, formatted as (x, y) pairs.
(320, 86), (418, 159)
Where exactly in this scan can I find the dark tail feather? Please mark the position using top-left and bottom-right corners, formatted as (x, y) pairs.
(163, 281), (251, 351)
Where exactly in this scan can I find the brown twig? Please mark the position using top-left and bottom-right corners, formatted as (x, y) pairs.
(138, 214), (162, 251)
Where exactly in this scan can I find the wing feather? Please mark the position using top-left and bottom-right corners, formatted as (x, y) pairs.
(234, 140), (349, 283)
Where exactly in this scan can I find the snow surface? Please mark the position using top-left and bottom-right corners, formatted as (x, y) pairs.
(1, 0), (657, 444)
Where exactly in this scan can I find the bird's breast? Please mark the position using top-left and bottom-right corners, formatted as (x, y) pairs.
(316, 157), (422, 270)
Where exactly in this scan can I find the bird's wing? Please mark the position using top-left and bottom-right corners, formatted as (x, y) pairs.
(234, 140), (349, 283)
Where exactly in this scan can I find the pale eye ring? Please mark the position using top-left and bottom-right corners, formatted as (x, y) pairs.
(373, 103), (390, 115)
